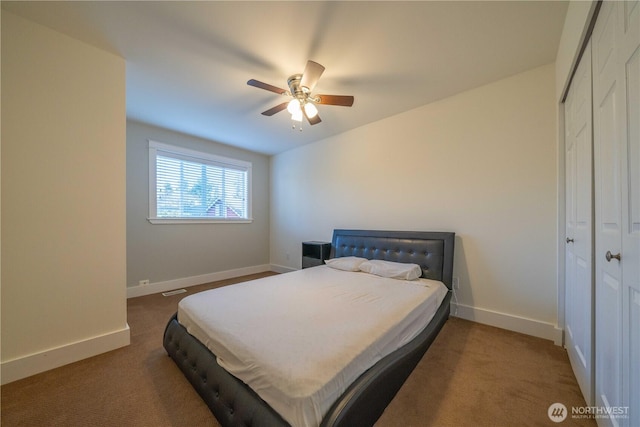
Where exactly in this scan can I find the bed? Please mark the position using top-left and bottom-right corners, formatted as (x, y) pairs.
(163, 229), (455, 427)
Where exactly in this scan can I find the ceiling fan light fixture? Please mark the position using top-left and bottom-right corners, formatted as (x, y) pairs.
(287, 99), (301, 115)
(304, 102), (318, 119)
(291, 109), (303, 122)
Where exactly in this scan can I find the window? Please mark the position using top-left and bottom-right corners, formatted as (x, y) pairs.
(148, 141), (252, 224)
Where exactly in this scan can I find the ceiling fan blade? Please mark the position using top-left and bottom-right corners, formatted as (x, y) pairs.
(247, 79), (287, 95)
(304, 110), (322, 125)
(261, 102), (289, 116)
(316, 95), (354, 107)
(300, 60), (325, 92)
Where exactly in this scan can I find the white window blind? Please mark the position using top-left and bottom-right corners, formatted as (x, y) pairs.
(148, 141), (252, 224)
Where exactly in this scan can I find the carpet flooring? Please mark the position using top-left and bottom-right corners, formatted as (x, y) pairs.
(1, 272), (594, 426)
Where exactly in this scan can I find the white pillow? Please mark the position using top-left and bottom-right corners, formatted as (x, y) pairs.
(359, 260), (422, 280)
(325, 256), (368, 272)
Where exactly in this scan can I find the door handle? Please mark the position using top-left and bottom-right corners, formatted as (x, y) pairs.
(605, 251), (621, 262)
(566, 238), (574, 243)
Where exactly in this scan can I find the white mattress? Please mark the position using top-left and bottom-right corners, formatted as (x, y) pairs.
(178, 265), (448, 427)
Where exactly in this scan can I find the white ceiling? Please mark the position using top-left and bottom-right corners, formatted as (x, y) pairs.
(3, 1), (568, 155)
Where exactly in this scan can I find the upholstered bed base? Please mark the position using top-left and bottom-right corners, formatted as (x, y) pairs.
(163, 229), (455, 427)
(164, 313), (287, 426)
(163, 292), (451, 427)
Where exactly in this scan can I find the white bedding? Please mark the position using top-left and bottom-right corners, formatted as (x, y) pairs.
(178, 265), (448, 427)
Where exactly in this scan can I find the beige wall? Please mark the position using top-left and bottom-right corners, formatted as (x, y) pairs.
(1, 11), (129, 382)
(271, 64), (559, 339)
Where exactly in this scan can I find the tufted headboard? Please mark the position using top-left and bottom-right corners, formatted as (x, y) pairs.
(330, 229), (455, 289)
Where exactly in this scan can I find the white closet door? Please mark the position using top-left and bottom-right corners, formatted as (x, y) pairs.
(593, 2), (624, 425)
(564, 41), (594, 406)
(593, 1), (640, 426)
(618, 2), (639, 426)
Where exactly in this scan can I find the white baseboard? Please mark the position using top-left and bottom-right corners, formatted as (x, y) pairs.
(1, 325), (130, 385)
(127, 264), (273, 298)
(451, 302), (563, 345)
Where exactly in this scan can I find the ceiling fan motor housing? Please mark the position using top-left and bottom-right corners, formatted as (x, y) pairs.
(287, 74), (309, 102)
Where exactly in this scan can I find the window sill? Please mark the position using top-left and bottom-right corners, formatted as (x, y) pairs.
(147, 217), (253, 225)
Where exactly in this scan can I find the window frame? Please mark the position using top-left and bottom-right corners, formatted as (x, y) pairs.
(147, 140), (253, 224)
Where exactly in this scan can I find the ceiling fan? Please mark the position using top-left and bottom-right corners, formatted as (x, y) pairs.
(247, 60), (354, 126)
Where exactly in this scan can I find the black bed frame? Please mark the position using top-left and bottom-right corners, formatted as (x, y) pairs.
(163, 229), (455, 427)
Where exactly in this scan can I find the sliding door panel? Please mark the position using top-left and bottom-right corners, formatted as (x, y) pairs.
(620, 1), (640, 425)
(564, 41), (593, 406)
(593, 3), (624, 425)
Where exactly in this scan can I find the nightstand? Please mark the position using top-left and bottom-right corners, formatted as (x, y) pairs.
(302, 241), (331, 269)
